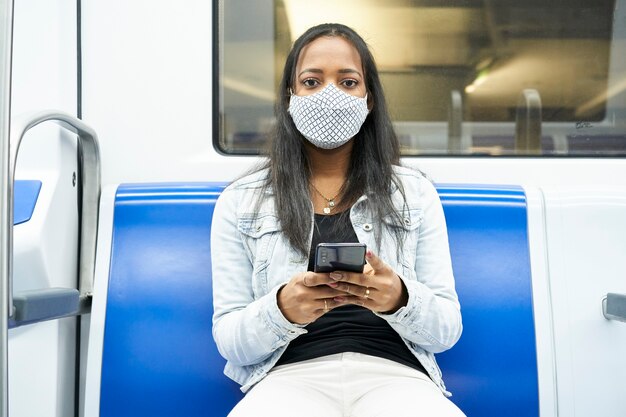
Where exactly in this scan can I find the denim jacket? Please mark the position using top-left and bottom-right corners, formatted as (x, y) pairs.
(211, 166), (462, 395)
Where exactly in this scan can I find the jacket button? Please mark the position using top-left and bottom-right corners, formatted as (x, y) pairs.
(403, 217), (411, 226)
(363, 223), (372, 231)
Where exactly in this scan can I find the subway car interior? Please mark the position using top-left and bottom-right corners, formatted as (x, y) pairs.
(1, 0), (626, 416)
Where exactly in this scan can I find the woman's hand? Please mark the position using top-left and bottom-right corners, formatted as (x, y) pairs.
(277, 252), (407, 324)
(328, 251), (408, 314)
(277, 271), (349, 325)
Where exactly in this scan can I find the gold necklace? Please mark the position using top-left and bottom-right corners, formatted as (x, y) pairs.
(310, 183), (342, 214)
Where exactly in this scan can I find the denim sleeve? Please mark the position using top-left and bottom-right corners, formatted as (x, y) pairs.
(211, 188), (306, 367)
(377, 178), (463, 354)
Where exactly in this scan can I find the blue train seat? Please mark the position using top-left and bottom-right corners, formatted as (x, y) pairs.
(14, 180), (42, 225)
(85, 182), (538, 417)
(436, 185), (538, 417)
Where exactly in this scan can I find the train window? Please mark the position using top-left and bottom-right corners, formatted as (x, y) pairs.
(216, 0), (625, 156)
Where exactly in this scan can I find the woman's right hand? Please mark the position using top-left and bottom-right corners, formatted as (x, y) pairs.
(277, 271), (347, 324)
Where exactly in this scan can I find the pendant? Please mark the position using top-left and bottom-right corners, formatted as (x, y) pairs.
(329, 200), (335, 208)
(323, 207), (331, 214)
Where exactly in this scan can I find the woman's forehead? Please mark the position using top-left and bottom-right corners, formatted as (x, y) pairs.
(296, 36), (363, 73)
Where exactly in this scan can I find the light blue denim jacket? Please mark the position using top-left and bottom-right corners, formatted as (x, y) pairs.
(211, 166), (462, 395)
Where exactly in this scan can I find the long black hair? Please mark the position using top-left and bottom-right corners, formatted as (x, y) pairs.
(257, 23), (406, 257)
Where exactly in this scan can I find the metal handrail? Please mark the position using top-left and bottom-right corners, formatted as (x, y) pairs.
(515, 89), (542, 154)
(447, 90), (463, 153)
(1, 0), (15, 415)
(8, 111), (101, 319)
(0, 110), (100, 413)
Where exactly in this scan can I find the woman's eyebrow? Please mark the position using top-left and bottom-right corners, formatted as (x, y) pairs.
(338, 68), (362, 77)
(298, 68), (323, 77)
(298, 68), (362, 77)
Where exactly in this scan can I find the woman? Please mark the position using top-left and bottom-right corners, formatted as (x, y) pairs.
(211, 23), (464, 417)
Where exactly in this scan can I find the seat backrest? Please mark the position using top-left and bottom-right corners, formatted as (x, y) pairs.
(86, 182), (539, 417)
(87, 183), (242, 417)
(437, 185), (539, 417)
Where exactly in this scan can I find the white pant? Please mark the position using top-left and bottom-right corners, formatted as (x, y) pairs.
(228, 352), (466, 417)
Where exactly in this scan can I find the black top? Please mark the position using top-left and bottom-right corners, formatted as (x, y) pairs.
(276, 211), (426, 375)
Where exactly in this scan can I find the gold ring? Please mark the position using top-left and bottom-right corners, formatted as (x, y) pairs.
(324, 299), (329, 312)
(365, 288), (370, 299)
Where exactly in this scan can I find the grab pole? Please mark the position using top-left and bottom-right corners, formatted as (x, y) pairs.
(0, 0), (15, 415)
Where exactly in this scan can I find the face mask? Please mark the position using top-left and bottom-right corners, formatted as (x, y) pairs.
(288, 83), (369, 149)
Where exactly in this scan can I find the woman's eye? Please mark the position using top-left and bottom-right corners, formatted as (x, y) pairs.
(302, 79), (319, 88)
(342, 79), (358, 88)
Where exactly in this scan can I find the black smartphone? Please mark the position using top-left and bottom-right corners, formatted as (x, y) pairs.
(314, 243), (367, 273)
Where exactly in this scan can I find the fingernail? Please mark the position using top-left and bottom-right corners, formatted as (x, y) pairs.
(334, 296), (345, 303)
(330, 272), (342, 280)
(366, 250), (373, 258)
(328, 282), (338, 288)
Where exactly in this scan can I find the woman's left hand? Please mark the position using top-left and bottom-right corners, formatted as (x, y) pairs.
(328, 251), (408, 314)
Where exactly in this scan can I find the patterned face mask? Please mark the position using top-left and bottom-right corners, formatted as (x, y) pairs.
(288, 83), (369, 149)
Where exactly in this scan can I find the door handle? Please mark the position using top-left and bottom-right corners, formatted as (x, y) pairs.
(603, 293), (626, 323)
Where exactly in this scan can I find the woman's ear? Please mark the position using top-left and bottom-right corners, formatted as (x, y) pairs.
(367, 94), (374, 112)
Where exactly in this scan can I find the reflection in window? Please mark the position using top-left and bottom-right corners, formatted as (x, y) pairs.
(217, 0), (625, 156)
